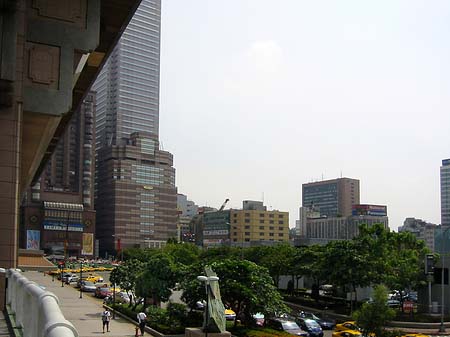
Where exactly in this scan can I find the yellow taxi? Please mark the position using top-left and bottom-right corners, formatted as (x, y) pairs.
(335, 321), (361, 333)
(83, 274), (104, 283)
(332, 331), (362, 337)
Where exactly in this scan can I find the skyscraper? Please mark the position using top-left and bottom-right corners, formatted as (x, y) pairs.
(441, 159), (450, 226)
(93, 0), (177, 255)
(302, 177), (360, 218)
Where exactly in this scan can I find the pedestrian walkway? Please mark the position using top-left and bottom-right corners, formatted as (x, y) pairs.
(24, 271), (138, 337)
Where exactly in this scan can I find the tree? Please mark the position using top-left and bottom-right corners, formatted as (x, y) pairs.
(135, 252), (179, 309)
(163, 241), (200, 266)
(353, 284), (395, 337)
(109, 259), (143, 307)
(180, 259), (288, 327)
(259, 243), (296, 287)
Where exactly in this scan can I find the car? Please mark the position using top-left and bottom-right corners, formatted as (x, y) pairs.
(95, 286), (112, 298)
(65, 275), (79, 284)
(335, 321), (361, 333)
(264, 317), (309, 337)
(296, 317), (323, 337)
(298, 311), (335, 330)
(387, 299), (401, 308)
(401, 334), (429, 337)
(80, 281), (97, 292)
(84, 274), (104, 283)
(332, 331), (363, 337)
(225, 308), (236, 321)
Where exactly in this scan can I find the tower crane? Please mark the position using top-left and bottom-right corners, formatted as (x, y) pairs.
(218, 198), (229, 211)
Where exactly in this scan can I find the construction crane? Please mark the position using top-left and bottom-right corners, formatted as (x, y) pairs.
(218, 198), (230, 211)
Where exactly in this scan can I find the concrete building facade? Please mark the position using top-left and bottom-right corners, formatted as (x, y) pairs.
(441, 159), (450, 227)
(398, 217), (436, 252)
(302, 177), (360, 218)
(21, 93), (96, 257)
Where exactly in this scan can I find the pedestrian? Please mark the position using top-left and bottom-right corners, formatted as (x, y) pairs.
(137, 311), (147, 336)
(101, 309), (111, 333)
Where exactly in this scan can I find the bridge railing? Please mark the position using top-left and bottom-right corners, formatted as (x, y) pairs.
(6, 269), (78, 337)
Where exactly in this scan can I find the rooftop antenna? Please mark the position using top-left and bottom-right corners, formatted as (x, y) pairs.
(321, 173), (324, 181)
(340, 170), (343, 178)
(262, 192), (264, 203)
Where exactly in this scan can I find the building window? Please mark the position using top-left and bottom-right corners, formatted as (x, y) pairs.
(269, 233), (274, 237)
(244, 232), (250, 236)
(278, 233), (284, 237)
(269, 226), (274, 230)
(279, 226), (284, 230)
(269, 214), (274, 218)
(270, 220), (274, 224)
(259, 232), (264, 236)
(233, 219), (237, 223)
(245, 219), (250, 223)
(278, 220), (284, 224)
(259, 213), (264, 217)
(245, 226), (250, 229)
(259, 226), (264, 230)
(245, 213), (250, 217)
(259, 220), (264, 224)
(278, 214), (284, 218)
(234, 214), (237, 217)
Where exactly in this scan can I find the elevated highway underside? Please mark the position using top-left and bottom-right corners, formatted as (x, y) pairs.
(0, 0), (142, 310)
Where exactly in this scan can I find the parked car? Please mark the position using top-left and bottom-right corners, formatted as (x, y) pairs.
(95, 286), (112, 298)
(296, 317), (323, 337)
(332, 331), (363, 337)
(80, 281), (97, 292)
(84, 274), (104, 283)
(265, 317), (309, 337)
(298, 311), (335, 330)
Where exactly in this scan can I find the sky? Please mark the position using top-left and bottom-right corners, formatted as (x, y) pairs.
(158, 0), (450, 230)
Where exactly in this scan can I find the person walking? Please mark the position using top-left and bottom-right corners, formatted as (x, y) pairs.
(101, 309), (111, 333)
(137, 311), (147, 336)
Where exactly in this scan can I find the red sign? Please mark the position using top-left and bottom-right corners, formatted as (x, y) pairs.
(403, 301), (414, 313)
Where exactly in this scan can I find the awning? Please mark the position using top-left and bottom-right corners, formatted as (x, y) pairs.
(18, 249), (56, 272)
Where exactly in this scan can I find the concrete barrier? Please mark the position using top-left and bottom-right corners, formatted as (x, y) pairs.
(5, 269), (78, 337)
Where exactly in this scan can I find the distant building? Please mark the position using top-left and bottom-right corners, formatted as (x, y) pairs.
(297, 214), (389, 245)
(302, 178), (360, 218)
(352, 204), (387, 217)
(229, 201), (289, 247)
(399, 217), (436, 252)
(243, 200), (266, 211)
(202, 210), (231, 247)
(441, 159), (450, 227)
(21, 93), (96, 258)
(177, 194), (199, 242)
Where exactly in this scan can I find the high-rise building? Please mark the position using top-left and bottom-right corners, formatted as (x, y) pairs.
(93, 0), (177, 255)
(21, 93), (97, 257)
(441, 159), (450, 227)
(94, 0), (161, 148)
(302, 177), (360, 218)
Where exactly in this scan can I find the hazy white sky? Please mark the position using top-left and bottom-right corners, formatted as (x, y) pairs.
(159, 0), (450, 230)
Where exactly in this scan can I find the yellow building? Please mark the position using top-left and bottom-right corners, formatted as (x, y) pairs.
(230, 209), (289, 245)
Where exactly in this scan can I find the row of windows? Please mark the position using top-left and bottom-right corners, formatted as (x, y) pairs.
(233, 232), (284, 237)
(233, 213), (285, 218)
(240, 219), (284, 225)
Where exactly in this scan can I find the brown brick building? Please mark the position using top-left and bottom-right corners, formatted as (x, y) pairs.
(96, 132), (177, 256)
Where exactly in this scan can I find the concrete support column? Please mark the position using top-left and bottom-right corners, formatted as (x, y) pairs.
(0, 0), (25, 310)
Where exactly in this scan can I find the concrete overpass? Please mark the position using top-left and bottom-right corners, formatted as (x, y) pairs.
(0, 0), (142, 310)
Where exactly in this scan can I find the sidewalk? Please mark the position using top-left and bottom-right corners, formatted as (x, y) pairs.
(24, 271), (139, 337)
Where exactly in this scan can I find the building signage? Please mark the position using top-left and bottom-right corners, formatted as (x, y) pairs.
(43, 221), (83, 232)
(203, 230), (229, 236)
(82, 233), (94, 255)
(26, 230), (40, 250)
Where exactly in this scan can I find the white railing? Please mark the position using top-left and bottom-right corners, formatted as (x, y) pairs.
(6, 269), (78, 337)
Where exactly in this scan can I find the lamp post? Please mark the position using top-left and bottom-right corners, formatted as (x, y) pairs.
(440, 227), (450, 333)
(79, 260), (83, 299)
(197, 275), (219, 337)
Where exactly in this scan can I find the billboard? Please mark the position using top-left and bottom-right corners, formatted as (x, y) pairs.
(82, 233), (94, 255)
(352, 204), (387, 217)
(26, 230), (40, 250)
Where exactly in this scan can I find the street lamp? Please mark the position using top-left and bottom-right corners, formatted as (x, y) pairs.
(79, 259), (83, 299)
(197, 275), (220, 337)
(440, 227), (450, 333)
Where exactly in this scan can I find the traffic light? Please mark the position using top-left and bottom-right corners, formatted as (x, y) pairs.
(425, 254), (434, 275)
